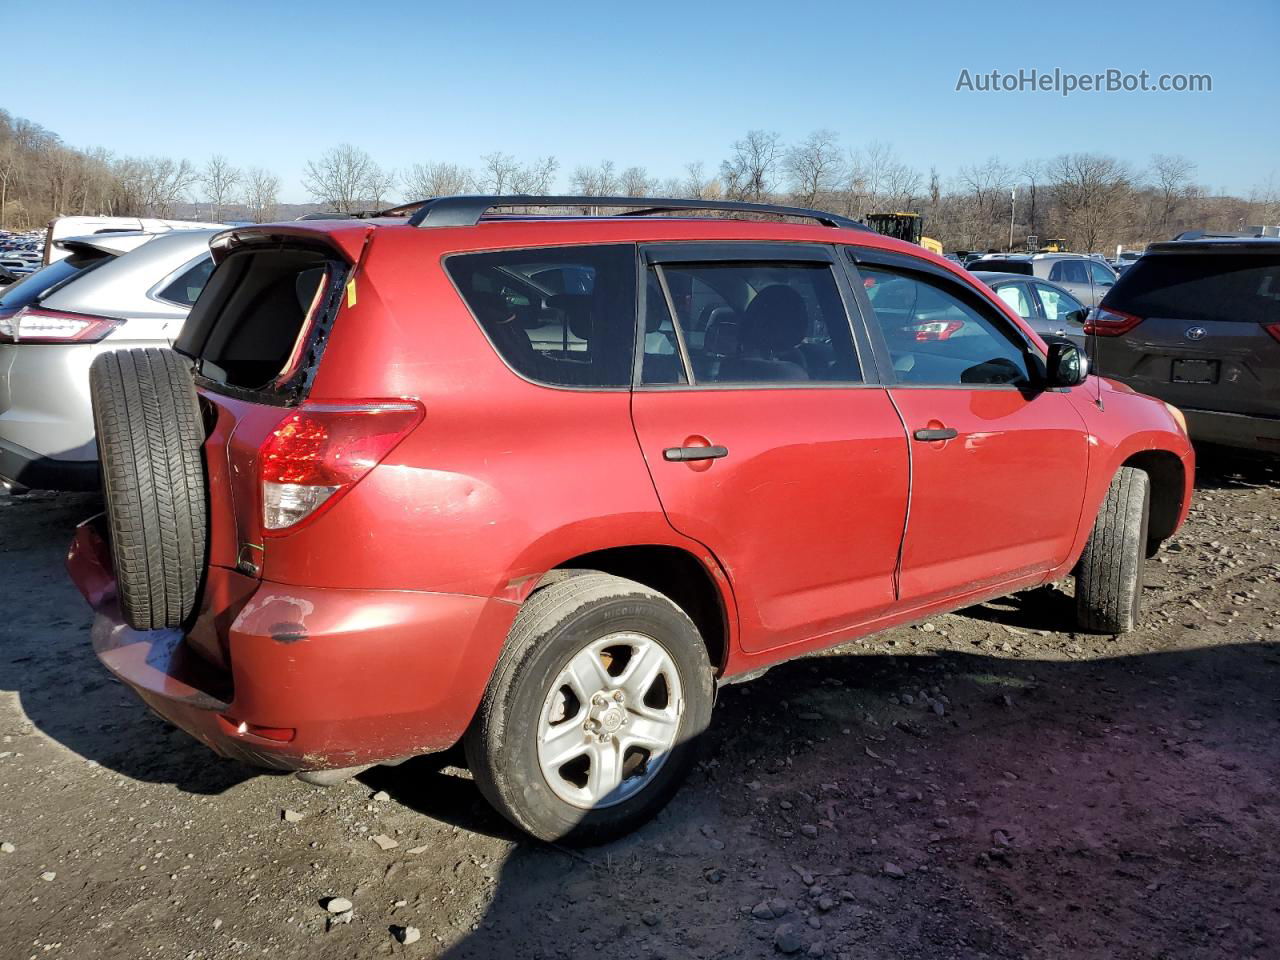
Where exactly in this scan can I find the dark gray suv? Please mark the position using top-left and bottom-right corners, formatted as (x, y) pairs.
(1091, 237), (1280, 454)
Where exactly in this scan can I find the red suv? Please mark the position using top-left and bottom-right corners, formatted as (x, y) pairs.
(69, 196), (1194, 842)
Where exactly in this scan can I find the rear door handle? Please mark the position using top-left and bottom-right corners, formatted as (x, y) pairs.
(913, 428), (958, 442)
(663, 445), (729, 462)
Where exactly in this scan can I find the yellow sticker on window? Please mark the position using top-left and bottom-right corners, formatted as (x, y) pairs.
(346, 279), (357, 308)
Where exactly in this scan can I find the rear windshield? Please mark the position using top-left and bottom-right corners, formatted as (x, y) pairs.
(445, 244), (636, 387)
(1107, 253), (1280, 324)
(182, 247), (345, 399)
(0, 251), (112, 314)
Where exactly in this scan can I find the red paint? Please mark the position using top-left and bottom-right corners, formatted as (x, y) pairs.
(69, 215), (1194, 774)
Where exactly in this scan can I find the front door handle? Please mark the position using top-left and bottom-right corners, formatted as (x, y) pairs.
(663, 445), (729, 462)
(913, 427), (958, 442)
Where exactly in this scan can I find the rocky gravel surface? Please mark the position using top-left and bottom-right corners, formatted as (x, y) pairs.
(1, 454), (1277, 959)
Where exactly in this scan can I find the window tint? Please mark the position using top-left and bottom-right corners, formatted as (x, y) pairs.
(156, 256), (214, 307)
(1034, 283), (1085, 324)
(1105, 253), (1280, 324)
(447, 245), (636, 387)
(0, 251), (111, 314)
(975, 258), (1033, 276)
(1089, 260), (1117, 285)
(994, 282), (1033, 319)
(862, 267), (1032, 386)
(645, 261), (861, 385)
(1049, 260), (1088, 284)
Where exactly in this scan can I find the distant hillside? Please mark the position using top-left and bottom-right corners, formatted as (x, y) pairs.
(171, 201), (337, 223)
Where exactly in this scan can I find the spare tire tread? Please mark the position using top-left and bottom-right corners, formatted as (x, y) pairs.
(91, 348), (207, 630)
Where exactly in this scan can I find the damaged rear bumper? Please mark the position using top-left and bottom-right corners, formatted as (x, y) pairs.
(67, 515), (516, 772)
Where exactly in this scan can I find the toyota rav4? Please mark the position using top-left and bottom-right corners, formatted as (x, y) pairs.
(68, 195), (1194, 843)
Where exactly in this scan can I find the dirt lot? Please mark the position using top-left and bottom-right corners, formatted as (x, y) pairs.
(1, 455), (1278, 960)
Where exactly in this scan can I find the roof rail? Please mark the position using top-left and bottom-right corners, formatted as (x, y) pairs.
(402, 195), (868, 231)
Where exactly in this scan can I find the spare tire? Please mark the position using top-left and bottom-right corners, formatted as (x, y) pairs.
(89, 348), (207, 630)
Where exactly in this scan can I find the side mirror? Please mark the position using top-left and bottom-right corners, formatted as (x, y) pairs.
(1064, 307), (1088, 327)
(1046, 341), (1088, 387)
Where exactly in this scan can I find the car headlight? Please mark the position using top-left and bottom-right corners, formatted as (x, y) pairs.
(1164, 402), (1187, 434)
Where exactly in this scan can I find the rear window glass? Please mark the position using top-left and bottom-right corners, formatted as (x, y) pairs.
(446, 245), (636, 388)
(155, 256), (215, 307)
(0, 252), (111, 314)
(1106, 253), (1280, 324)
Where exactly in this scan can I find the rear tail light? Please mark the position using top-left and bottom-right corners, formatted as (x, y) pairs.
(0, 306), (122, 344)
(259, 400), (423, 533)
(908, 320), (965, 341)
(1265, 322), (1280, 344)
(1085, 307), (1143, 337)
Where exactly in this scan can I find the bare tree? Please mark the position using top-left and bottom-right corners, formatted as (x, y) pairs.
(785, 129), (844, 206)
(303, 144), (374, 213)
(720, 130), (782, 202)
(1048, 153), (1134, 253)
(365, 163), (398, 208)
(137, 157), (198, 217)
(243, 167), (281, 223)
(620, 166), (651, 197)
(201, 155), (242, 221)
(0, 139), (22, 228)
(1149, 154), (1197, 237)
(510, 156), (559, 194)
(857, 141), (922, 213)
(570, 160), (619, 197)
(681, 161), (713, 199)
(403, 162), (473, 197)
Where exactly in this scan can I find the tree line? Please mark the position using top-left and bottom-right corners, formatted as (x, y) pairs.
(3, 109), (1277, 253)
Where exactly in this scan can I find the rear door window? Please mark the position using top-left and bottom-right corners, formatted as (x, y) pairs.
(1105, 253), (1280, 324)
(446, 245), (636, 388)
(643, 260), (862, 385)
(994, 282), (1034, 320)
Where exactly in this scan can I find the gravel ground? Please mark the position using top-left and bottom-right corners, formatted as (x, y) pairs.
(1, 454), (1277, 960)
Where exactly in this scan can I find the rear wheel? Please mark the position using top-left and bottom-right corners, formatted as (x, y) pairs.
(1075, 466), (1150, 634)
(464, 573), (715, 844)
(90, 347), (207, 631)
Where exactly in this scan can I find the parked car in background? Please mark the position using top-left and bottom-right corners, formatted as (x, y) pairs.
(0, 263), (17, 286)
(1091, 236), (1280, 455)
(970, 253), (1118, 306)
(71, 195), (1192, 845)
(972, 271), (1090, 349)
(43, 215), (223, 265)
(0, 228), (217, 491)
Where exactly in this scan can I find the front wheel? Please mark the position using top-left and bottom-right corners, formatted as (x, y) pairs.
(464, 573), (715, 844)
(1075, 466), (1151, 634)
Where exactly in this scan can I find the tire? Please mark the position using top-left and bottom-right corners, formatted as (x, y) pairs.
(1075, 466), (1150, 634)
(90, 348), (207, 631)
(464, 572), (715, 844)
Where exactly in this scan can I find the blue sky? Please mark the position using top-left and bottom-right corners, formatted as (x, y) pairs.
(7, 0), (1277, 201)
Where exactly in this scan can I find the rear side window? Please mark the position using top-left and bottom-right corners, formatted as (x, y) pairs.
(0, 252), (111, 314)
(446, 245), (636, 388)
(1049, 260), (1089, 284)
(1106, 253), (1280, 324)
(644, 261), (861, 385)
(155, 256), (215, 307)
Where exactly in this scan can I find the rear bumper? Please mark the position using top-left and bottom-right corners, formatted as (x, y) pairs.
(1182, 407), (1280, 454)
(67, 515), (516, 771)
(0, 437), (99, 491)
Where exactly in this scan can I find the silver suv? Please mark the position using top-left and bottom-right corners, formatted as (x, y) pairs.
(971, 253), (1119, 306)
(0, 229), (219, 491)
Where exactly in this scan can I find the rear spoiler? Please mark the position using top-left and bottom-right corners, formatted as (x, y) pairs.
(55, 233), (157, 258)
